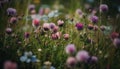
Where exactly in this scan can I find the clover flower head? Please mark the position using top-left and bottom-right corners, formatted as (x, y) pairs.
(100, 4), (108, 12)
(76, 50), (90, 62)
(65, 44), (76, 54)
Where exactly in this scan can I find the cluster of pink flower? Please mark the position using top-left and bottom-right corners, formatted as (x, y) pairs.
(65, 44), (97, 68)
(5, 7), (24, 36)
(3, 60), (17, 69)
(28, 19), (70, 40)
(111, 32), (120, 48)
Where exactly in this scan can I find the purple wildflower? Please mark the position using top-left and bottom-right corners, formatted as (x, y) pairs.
(57, 20), (64, 27)
(7, 8), (16, 16)
(76, 50), (90, 62)
(6, 28), (12, 34)
(51, 32), (61, 40)
(100, 4), (108, 12)
(63, 34), (69, 40)
(49, 23), (56, 29)
(90, 16), (98, 23)
(66, 57), (76, 68)
(43, 23), (50, 31)
(52, 26), (59, 33)
(75, 23), (84, 30)
(76, 9), (84, 18)
(76, 9), (83, 15)
(87, 56), (98, 63)
(65, 44), (76, 54)
(39, 8), (44, 15)
(91, 56), (98, 62)
(9, 17), (17, 24)
(24, 32), (30, 38)
(110, 32), (119, 39)
(28, 4), (35, 11)
(51, 33), (58, 40)
(113, 38), (120, 47)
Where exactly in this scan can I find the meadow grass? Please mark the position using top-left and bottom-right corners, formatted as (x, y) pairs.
(0, 0), (120, 69)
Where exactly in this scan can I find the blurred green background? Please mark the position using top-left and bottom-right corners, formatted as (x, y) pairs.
(0, 0), (120, 69)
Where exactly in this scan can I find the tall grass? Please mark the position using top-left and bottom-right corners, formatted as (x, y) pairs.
(0, 0), (120, 69)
